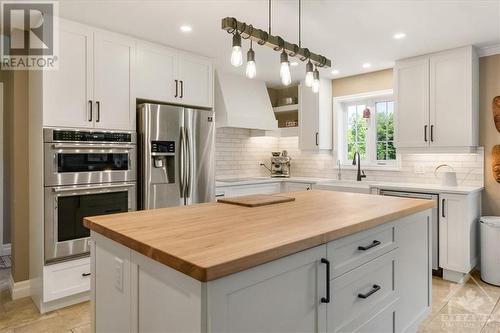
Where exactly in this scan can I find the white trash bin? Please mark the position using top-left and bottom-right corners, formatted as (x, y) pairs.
(480, 216), (500, 286)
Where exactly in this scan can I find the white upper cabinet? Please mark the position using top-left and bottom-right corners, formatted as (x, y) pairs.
(394, 46), (478, 152)
(43, 22), (94, 129)
(177, 52), (213, 108)
(94, 32), (135, 130)
(394, 57), (429, 148)
(136, 42), (178, 104)
(42, 20), (135, 131)
(299, 79), (333, 150)
(136, 44), (214, 109)
(429, 47), (478, 148)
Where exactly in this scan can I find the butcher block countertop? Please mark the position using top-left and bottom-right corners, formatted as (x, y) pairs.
(84, 190), (435, 282)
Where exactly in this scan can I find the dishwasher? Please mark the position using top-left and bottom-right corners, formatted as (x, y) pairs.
(379, 190), (441, 276)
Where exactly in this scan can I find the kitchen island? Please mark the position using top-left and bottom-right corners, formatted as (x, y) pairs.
(84, 190), (435, 333)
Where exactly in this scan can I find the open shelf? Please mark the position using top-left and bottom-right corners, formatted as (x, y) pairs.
(273, 104), (299, 113)
(279, 127), (299, 137)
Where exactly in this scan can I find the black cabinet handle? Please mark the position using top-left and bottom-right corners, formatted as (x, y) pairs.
(430, 125), (434, 142)
(180, 80), (184, 98)
(358, 240), (381, 251)
(174, 79), (178, 97)
(442, 199), (446, 218)
(96, 101), (100, 122)
(88, 100), (93, 122)
(358, 284), (381, 299)
(320, 258), (330, 303)
(82, 272), (91, 277)
(424, 125), (428, 142)
(315, 132), (319, 146)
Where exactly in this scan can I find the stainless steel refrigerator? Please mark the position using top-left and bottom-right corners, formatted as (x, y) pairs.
(137, 103), (215, 209)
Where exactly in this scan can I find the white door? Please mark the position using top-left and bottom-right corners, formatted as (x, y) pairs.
(299, 83), (319, 150)
(429, 48), (472, 147)
(177, 52), (213, 108)
(43, 21), (93, 128)
(93, 32), (135, 130)
(136, 42), (178, 104)
(394, 57), (430, 148)
(208, 244), (327, 332)
(439, 194), (467, 272)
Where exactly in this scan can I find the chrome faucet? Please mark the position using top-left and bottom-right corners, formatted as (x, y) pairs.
(352, 152), (366, 181)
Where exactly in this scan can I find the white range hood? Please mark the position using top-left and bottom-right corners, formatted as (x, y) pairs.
(215, 71), (278, 131)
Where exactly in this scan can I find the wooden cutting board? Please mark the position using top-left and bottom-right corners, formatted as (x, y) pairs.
(493, 96), (500, 133)
(218, 194), (295, 207)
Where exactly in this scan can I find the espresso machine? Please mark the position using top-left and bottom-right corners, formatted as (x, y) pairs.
(271, 150), (291, 178)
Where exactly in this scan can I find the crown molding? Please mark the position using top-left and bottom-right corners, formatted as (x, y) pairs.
(478, 44), (500, 57)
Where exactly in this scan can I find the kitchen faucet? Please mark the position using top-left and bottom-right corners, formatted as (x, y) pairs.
(352, 152), (366, 181)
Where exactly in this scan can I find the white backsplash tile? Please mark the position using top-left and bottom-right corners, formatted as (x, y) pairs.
(215, 128), (484, 187)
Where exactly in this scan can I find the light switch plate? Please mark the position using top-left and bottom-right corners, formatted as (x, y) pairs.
(114, 257), (124, 292)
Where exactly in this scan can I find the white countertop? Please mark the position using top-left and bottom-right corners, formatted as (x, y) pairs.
(216, 177), (483, 195)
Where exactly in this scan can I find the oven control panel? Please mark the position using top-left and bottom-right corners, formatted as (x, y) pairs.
(52, 130), (132, 142)
(151, 141), (175, 153)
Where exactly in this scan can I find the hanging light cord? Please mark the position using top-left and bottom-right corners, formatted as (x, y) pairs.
(268, 0), (272, 35)
(298, 0), (301, 48)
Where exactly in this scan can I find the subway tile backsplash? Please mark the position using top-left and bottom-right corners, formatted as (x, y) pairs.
(216, 128), (484, 187)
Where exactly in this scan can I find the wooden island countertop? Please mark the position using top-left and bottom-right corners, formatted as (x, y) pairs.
(84, 190), (435, 282)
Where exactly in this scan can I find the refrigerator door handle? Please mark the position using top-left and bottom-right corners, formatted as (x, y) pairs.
(179, 126), (186, 198)
(185, 127), (192, 198)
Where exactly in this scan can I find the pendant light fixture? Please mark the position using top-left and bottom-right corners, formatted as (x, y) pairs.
(280, 50), (291, 86)
(230, 32), (243, 67)
(222, 0), (332, 84)
(312, 66), (320, 93)
(246, 39), (256, 78)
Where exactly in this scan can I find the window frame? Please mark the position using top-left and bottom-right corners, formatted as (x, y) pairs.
(334, 90), (399, 168)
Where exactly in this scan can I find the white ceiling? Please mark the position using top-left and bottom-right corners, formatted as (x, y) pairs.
(59, 0), (500, 86)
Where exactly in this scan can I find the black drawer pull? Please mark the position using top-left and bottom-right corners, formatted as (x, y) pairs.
(82, 272), (91, 277)
(358, 240), (381, 251)
(358, 284), (381, 299)
(320, 258), (330, 303)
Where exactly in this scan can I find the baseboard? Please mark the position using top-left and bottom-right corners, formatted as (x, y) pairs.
(2, 243), (11, 256)
(8, 275), (30, 300)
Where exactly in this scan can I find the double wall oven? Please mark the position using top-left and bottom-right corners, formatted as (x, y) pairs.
(44, 129), (137, 263)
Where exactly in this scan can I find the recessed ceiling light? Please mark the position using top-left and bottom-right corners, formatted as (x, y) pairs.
(180, 25), (192, 33)
(362, 63), (372, 69)
(290, 61), (299, 66)
(331, 69), (339, 75)
(393, 32), (406, 40)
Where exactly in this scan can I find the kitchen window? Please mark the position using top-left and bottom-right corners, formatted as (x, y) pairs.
(336, 90), (398, 168)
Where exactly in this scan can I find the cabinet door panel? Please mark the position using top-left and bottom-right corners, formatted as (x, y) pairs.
(439, 194), (467, 272)
(43, 22), (93, 128)
(94, 32), (134, 130)
(177, 52), (213, 108)
(430, 49), (471, 147)
(394, 57), (430, 148)
(299, 83), (319, 150)
(136, 43), (177, 103)
(208, 245), (327, 333)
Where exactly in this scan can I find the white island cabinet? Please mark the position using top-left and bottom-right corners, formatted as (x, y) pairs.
(88, 191), (432, 333)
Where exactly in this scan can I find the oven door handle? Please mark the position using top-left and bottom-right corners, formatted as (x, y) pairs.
(52, 183), (136, 194)
(51, 143), (135, 150)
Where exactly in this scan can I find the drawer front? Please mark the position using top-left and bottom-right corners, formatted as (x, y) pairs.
(222, 183), (281, 198)
(328, 223), (396, 278)
(328, 250), (397, 333)
(342, 299), (398, 333)
(43, 257), (91, 302)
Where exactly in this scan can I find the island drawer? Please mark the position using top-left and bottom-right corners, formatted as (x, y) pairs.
(327, 223), (396, 278)
(327, 250), (397, 332)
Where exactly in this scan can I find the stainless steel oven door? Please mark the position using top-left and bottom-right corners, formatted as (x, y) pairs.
(44, 143), (137, 186)
(44, 182), (137, 264)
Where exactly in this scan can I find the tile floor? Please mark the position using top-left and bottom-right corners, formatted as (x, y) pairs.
(0, 271), (497, 332)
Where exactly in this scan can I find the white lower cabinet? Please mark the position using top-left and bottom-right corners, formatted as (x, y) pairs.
(217, 183), (281, 198)
(92, 210), (431, 332)
(43, 257), (91, 302)
(282, 182), (313, 192)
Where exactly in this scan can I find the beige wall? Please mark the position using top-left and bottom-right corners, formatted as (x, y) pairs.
(0, 69), (29, 282)
(479, 55), (500, 216)
(332, 69), (393, 97)
(0, 70), (12, 246)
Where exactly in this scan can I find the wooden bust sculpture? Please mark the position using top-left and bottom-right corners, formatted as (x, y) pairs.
(493, 96), (500, 133)
(493, 145), (500, 184)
